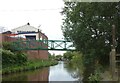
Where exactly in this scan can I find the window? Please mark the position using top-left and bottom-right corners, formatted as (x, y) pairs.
(25, 35), (36, 40)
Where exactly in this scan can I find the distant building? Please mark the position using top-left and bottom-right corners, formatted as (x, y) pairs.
(11, 23), (48, 41)
(2, 31), (12, 34)
(1, 23), (48, 60)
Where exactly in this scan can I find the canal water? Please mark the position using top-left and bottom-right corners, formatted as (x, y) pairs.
(2, 61), (82, 81)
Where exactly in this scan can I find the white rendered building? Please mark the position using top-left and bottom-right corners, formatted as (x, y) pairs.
(11, 23), (47, 41)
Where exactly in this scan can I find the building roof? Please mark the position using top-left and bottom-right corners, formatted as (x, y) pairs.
(11, 23), (39, 33)
(2, 31), (12, 34)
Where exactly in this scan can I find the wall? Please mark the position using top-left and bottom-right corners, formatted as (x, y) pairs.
(27, 50), (48, 60)
(0, 34), (18, 42)
(0, 34), (48, 60)
(26, 32), (48, 60)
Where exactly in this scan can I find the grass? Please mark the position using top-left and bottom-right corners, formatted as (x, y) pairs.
(2, 60), (58, 75)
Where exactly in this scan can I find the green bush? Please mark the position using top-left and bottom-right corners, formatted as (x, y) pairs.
(2, 42), (16, 52)
(15, 52), (27, 64)
(88, 67), (101, 82)
(2, 49), (16, 67)
(1, 49), (27, 68)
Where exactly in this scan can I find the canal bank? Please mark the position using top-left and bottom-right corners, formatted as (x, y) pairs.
(2, 60), (58, 75)
(2, 61), (82, 81)
(1, 43), (58, 75)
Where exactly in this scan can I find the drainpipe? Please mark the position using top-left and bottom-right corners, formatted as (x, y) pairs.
(38, 29), (40, 57)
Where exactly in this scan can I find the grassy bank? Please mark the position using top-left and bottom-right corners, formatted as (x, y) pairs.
(1, 42), (58, 75)
(2, 60), (58, 75)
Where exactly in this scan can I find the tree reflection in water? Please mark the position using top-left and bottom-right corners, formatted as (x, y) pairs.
(64, 62), (83, 81)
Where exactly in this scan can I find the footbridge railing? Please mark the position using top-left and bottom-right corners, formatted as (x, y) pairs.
(12, 40), (75, 51)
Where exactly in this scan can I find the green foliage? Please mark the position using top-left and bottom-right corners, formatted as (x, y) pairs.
(49, 53), (63, 61)
(2, 49), (16, 66)
(2, 42), (15, 52)
(1, 49), (27, 68)
(61, 2), (120, 81)
(63, 51), (84, 69)
(61, 2), (120, 66)
(1, 42), (58, 75)
(48, 53), (56, 60)
(2, 42), (11, 50)
(88, 67), (102, 82)
(63, 51), (74, 60)
(88, 73), (100, 82)
(1, 41), (27, 68)
(71, 52), (82, 62)
(15, 52), (27, 64)
(63, 51), (83, 68)
(55, 55), (63, 60)
(2, 60), (58, 75)
(64, 52), (84, 80)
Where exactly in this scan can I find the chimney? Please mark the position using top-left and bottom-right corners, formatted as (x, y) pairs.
(27, 22), (30, 25)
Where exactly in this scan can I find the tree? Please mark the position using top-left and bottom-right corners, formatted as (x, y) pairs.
(63, 51), (74, 61)
(55, 55), (63, 60)
(61, 2), (120, 65)
(61, 2), (120, 81)
(48, 53), (56, 60)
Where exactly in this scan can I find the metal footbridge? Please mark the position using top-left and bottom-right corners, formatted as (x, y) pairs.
(12, 40), (75, 51)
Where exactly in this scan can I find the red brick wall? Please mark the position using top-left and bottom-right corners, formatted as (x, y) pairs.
(27, 50), (48, 60)
(0, 34), (18, 42)
(0, 34), (48, 60)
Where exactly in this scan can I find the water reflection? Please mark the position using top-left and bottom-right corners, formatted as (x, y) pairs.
(64, 62), (83, 81)
(2, 61), (82, 82)
(49, 61), (80, 81)
(2, 67), (49, 81)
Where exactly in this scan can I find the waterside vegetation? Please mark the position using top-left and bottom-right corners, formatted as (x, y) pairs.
(1, 42), (58, 75)
(61, 2), (120, 81)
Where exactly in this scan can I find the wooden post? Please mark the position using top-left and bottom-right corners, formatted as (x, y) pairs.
(111, 49), (116, 80)
(111, 25), (117, 80)
(112, 25), (116, 49)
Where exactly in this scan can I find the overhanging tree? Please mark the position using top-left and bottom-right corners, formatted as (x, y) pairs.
(61, 2), (120, 80)
(61, 2), (120, 65)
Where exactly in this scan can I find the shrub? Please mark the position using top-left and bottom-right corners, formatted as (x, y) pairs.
(1, 49), (27, 68)
(88, 67), (101, 82)
(2, 42), (15, 52)
(2, 49), (16, 67)
(15, 52), (27, 64)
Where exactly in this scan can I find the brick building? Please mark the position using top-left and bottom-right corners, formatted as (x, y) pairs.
(1, 23), (48, 60)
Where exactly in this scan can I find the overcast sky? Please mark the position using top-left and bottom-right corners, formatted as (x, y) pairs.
(0, 0), (66, 55)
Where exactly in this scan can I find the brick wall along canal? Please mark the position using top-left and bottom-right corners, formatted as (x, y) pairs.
(2, 61), (82, 81)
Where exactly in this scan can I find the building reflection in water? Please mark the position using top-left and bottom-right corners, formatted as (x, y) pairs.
(28, 67), (49, 81)
(2, 67), (49, 81)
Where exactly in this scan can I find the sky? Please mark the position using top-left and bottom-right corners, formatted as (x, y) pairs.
(0, 0), (66, 55)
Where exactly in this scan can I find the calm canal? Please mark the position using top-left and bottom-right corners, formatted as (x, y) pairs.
(2, 61), (82, 81)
